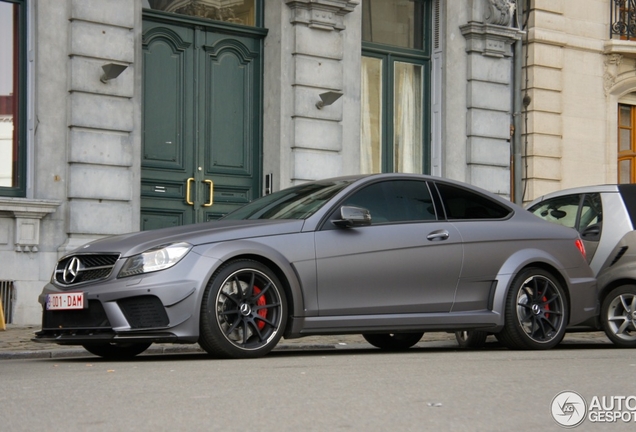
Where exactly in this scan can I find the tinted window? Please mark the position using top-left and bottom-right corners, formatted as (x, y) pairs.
(528, 194), (581, 229)
(436, 183), (511, 220)
(342, 180), (436, 224)
(619, 184), (636, 229)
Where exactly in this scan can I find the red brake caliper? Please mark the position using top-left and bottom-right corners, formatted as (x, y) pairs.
(542, 296), (550, 318)
(253, 286), (267, 330)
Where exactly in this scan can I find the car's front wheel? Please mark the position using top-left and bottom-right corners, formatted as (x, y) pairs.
(362, 332), (424, 350)
(199, 260), (287, 359)
(601, 285), (636, 348)
(82, 343), (151, 359)
(498, 268), (568, 350)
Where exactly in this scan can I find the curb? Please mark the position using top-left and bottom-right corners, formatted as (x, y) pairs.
(0, 342), (347, 360)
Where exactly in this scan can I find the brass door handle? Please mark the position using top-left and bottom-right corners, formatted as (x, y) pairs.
(203, 179), (213, 207)
(186, 177), (195, 206)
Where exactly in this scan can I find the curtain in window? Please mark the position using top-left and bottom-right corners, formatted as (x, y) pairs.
(361, 57), (382, 174)
(394, 62), (422, 173)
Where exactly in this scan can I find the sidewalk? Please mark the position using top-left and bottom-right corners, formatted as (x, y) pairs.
(0, 324), (613, 360)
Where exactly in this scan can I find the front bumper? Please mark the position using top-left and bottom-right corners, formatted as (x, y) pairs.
(35, 251), (220, 345)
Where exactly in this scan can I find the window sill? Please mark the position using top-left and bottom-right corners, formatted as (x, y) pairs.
(0, 198), (61, 253)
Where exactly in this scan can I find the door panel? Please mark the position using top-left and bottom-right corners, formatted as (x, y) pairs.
(142, 23), (196, 228)
(142, 17), (261, 229)
(315, 222), (463, 316)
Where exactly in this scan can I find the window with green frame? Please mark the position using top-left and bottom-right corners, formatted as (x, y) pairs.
(361, 0), (431, 174)
(0, 0), (26, 196)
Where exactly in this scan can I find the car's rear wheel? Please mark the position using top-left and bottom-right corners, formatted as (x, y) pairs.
(498, 268), (568, 350)
(601, 285), (636, 348)
(455, 330), (488, 349)
(199, 260), (287, 359)
(82, 343), (151, 359)
(362, 332), (423, 350)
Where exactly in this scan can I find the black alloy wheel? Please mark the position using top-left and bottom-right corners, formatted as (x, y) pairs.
(498, 268), (568, 350)
(601, 285), (636, 348)
(362, 332), (424, 351)
(82, 342), (151, 359)
(199, 260), (287, 359)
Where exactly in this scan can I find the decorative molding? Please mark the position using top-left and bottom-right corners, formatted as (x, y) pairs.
(285, 0), (359, 31)
(0, 199), (60, 253)
(604, 54), (623, 96)
(460, 22), (521, 58)
(484, 0), (516, 27)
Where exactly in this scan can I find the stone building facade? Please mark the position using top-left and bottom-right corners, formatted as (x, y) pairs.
(0, 0), (530, 325)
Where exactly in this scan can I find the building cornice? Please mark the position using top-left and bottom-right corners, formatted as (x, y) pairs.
(285, 0), (359, 31)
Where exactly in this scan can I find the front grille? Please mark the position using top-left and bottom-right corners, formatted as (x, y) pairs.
(54, 253), (120, 287)
(42, 300), (111, 330)
(118, 296), (169, 329)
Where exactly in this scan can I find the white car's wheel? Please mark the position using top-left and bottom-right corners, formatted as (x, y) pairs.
(601, 285), (636, 348)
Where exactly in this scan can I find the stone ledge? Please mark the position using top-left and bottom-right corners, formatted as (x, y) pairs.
(0, 199), (61, 253)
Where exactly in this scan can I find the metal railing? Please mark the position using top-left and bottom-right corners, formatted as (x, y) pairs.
(0, 280), (14, 324)
(611, 0), (636, 40)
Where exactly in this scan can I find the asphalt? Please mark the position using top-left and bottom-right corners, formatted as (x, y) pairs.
(0, 324), (615, 360)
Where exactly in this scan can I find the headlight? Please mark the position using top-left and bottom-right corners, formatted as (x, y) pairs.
(118, 242), (192, 278)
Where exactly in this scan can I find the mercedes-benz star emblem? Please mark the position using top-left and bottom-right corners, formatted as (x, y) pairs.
(63, 257), (82, 284)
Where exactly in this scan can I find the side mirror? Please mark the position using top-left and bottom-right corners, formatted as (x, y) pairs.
(332, 206), (372, 228)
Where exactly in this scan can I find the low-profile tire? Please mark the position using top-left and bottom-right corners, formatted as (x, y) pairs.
(601, 285), (636, 348)
(82, 343), (151, 359)
(455, 330), (488, 349)
(199, 259), (287, 359)
(362, 332), (423, 351)
(498, 268), (568, 350)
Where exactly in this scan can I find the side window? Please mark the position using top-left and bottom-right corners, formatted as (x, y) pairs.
(528, 194), (582, 229)
(435, 183), (511, 220)
(343, 180), (436, 224)
(578, 193), (602, 232)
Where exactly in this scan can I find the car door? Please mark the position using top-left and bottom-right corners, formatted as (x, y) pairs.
(314, 179), (463, 316)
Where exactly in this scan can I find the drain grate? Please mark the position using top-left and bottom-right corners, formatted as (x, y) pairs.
(0, 281), (15, 324)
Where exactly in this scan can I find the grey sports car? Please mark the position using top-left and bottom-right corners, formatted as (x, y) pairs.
(34, 174), (598, 358)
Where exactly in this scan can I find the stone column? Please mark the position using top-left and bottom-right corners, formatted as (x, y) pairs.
(61, 0), (141, 252)
(460, 0), (521, 198)
(264, 0), (359, 190)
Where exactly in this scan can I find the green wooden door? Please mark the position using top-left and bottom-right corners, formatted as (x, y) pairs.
(141, 18), (262, 230)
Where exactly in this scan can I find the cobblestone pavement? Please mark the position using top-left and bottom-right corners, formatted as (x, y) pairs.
(0, 324), (614, 360)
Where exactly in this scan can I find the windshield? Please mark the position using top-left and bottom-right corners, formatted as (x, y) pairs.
(222, 180), (353, 220)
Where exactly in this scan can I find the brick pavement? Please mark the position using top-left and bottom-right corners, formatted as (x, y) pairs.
(0, 324), (613, 360)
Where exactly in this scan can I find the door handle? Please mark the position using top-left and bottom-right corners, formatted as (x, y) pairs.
(186, 177), (195, 206)
(203, 179), (213, 207)
(427, 230), (449, 241)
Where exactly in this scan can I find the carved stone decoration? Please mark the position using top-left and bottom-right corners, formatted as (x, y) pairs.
(484, 0), (516, 27)
(604, 54), (623, 96)
(286, 0), (359, 31)
(0, 199), (60, 253)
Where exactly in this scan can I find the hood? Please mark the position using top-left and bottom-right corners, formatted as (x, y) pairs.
(71, 219), (306, 258)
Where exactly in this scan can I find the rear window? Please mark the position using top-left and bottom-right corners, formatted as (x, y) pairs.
(435, 183), (512, 220)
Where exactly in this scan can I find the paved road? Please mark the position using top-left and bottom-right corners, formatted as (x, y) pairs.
(1, 330), (633, 431)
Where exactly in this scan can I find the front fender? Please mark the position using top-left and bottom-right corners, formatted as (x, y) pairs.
(193, 233), (315, 321)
